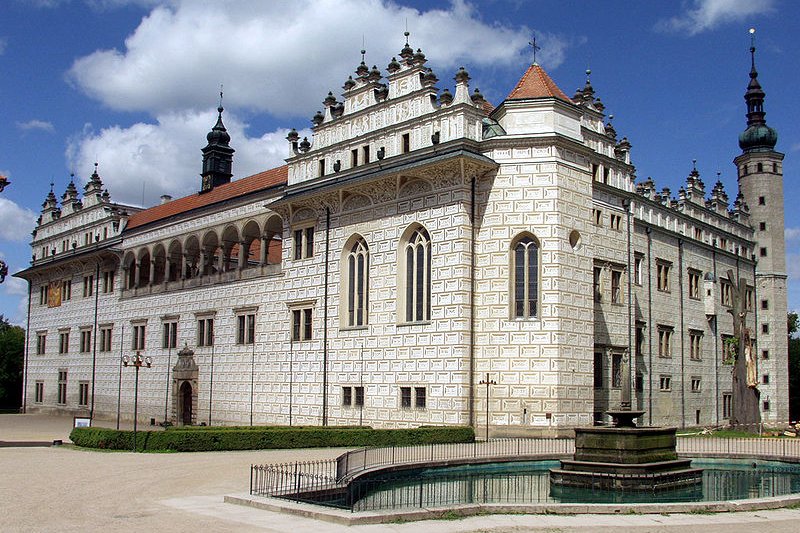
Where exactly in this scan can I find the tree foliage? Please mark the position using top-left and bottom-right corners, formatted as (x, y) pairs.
(0, 315), (25, 410)
(789, 312), (800, 422)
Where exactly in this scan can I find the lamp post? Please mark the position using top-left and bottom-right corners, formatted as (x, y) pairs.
(122, 351), (152, 452)
(478, 373), (496, 441)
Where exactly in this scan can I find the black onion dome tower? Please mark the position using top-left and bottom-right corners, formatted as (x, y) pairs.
(200, 91), (235, 193)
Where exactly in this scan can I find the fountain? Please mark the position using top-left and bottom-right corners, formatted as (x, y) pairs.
(550, 352), (703, 491)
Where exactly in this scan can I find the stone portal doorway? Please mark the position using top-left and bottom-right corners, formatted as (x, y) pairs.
(180, 381), (193, 425)
(172, 345), (198, 426)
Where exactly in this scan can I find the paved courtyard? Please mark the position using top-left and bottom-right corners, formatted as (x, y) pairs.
(3, 413), (800, 532)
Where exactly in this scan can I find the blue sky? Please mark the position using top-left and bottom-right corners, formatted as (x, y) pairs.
(1, 0), (798, 326)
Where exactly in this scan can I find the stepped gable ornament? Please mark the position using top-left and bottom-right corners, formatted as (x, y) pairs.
(0, 173), (10, 192)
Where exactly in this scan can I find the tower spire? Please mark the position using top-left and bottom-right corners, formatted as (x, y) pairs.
(738, 28), (777, 153)
(200, 87), (235, 193)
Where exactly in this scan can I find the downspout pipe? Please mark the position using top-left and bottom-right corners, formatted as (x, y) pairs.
(22, 281), (32, 413)
(322, 207), (331, 426)
(90, 262), (100, 419)
(678, 239), (686, 428)
(712, 241), (719, 424)
(624, 199), (633, 409)
(646, 227), (653, 425)
(469, 173), (476, 428)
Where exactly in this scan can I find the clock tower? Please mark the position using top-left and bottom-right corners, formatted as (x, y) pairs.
(200, 103), (234, 193)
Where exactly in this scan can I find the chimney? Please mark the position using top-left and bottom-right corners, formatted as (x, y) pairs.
(160, 195), (172, 205)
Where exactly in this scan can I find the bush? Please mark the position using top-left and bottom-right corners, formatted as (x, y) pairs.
(69, 425), (474, 452)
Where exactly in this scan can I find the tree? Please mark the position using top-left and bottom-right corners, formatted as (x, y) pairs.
(725, 271), (760, 431)
(789, 312), (800, 423)
(0, 315), (25, 410)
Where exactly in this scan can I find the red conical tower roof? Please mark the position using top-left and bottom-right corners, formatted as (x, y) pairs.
(506, 64), (571, 103)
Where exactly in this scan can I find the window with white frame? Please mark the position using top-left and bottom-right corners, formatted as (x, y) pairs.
(132, 323), (146, 351)
(83, 275), (94, 297)
(688, 269), (701, 300)
(723, 392), (732, 418)
(611, 352), (623, 388)
(402, 226), (431, 323)
(293, 226), (315, 260)
(237, 313), (256, 344)
(720, 279), (733, 307)
(78, 381), (89, 406)
(689, 329), (703, 360)
(57, 370), (67, 404)
(291, 308), (313, 341)
(610, 213), (622, 231)
(197, 317), (214, 347)
(342, 386), (364, 407)
(58, 330), (70, 354)
(344, 237), (369, 327)
(102, 270), (115, 293)
(593, 266), (603, 302)
(512, 235), (539, 318)
(656, 260), (671, 292)
(162, 320), (178, 349)
(62, 279), (72, 301)
(79, 329), (92, 353)
(36, 331), (47, 355)
(633, 253), (643, 285)
(691, 376), (701, 392)
(34, 381), (44, 403)
(99, 326), (112, 352)
(659, 375), (671, 391)
(658, 325), (673, 358)
(400, 386), (427, 409)
(611, 268), (623, 304)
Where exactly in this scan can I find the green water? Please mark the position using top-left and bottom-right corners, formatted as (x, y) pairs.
(301, 458), (800, 511)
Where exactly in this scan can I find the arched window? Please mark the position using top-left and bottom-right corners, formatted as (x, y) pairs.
(403, 227), (431, 322)
(346, 238), (369, 327)
(512, 235), (539, 318)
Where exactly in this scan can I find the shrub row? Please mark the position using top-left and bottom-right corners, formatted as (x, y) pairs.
(69, 425), (475, 452)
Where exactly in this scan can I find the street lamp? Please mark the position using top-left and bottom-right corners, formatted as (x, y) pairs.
(478, 373), (496, 441)
(122, 351), (152, 451)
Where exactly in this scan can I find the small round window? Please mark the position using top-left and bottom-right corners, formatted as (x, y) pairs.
(569, 230), (582, 251)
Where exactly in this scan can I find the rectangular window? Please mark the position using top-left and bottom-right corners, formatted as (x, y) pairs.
(611, 269), (622, 304)
(400, 386), (412, 408)
(762, 323), (769, 334)
(659, 375), (671, 392)
(351, 148), (358, 168)
(762, 374), (770, 385)
(39, 286), (46, 306)
(610, 213), (621, 231)
(689, 330), (703, 360)
(102, 270), (115, 293)
(593, 267), (602, 302)
(79, 329), (92, 353)
(36, 332), (47, 355)
(34, 381), (44, 403)
(694, 227), (703, 241)
(722, 334), (735, 364)
(414, 387), (426, 408)
(758, 196), (765, 205)
(293, 226), (315, 260)
(62, 280), (72, 301)
(355, 386), (364, 407)
(197, 318), (214, 347)
(719, 237), (728, 250)
(318, 158), (326, 177)
(362, 145), (370, 163)
(59, 331), (70, 354)
(99, 326), (112, 352)
(658, 326), (673, 358)
(688, 269), (701, 300)
(593, 352), (603, 388)
(761, 299), (769, 310)
(342, 386), (352, 406)
(593, 209), (603, 226)
(759, 222), (766, 231)
(723, 393), (732, 418)
(78, 381), (89, 407)
(763, 400), (771, 411)
(402, 133), (410, 153)
(720, 279), (733, 307)
(162, 321), (178, 349)
(83, 275), (94, 297)
(603, 167), (610, 184)
(656, 260), (671, 292)
(611, 353), (622, 388)
(691, 377), (701, 392)
(760, 247), (767, 257)
(291, 309), (313, 341)
(745, 287), (754, 311)
(762, 349), (769, 360)
(237, 314), (256, 344)
(633, 254), (643, 285)
(132, 324), (146, 351)
(57, 370), (67, 405)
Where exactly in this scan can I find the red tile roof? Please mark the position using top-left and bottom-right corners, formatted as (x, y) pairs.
(126, 166), (288, 230)
(506, 64), (571, 103)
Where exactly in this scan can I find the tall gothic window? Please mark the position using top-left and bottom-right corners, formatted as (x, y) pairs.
(346, 237), (369, 327)
(403, 226), (431, 322)
(512, 235), (539, 318)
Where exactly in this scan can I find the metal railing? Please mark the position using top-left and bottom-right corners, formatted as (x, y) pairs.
(249, 437), (800, 512)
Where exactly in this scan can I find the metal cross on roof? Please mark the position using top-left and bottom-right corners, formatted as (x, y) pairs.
(529, 34), (541, 64)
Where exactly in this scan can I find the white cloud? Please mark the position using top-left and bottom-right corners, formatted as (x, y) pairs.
(0, 198), (37, 242)
(17, 119), (55, 133)
(66, 109), (308, 206)
(656, 0), (776, 35)
(67, 0), (562, 117)
(2, 271), (28, 298)
(786, 227), (800, 241)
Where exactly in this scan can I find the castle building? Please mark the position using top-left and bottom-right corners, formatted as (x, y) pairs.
(16, 35), (787, 435)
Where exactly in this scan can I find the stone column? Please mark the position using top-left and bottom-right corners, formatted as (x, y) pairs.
(259, 236), (268, 266)
(238, 241), (247, 270)
(148, 259), (156, 284)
